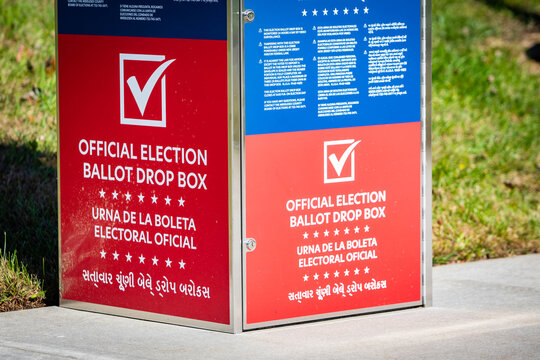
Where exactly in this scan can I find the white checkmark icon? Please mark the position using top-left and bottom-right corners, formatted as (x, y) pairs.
(328, 140), (361, 176)
(127, 59), (175, 116)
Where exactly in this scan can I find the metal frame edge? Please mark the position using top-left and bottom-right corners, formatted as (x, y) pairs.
(239, 0), (249, 332)
(55, 0), (63, 309)
(422, 0), (433, 307)
(229, 0), (243, 333)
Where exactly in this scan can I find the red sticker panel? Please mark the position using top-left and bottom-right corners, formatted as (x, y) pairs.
(245, 123), (421, 324)
(58, 34), (230, 324)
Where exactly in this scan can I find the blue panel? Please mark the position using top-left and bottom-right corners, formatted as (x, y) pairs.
(244, 0), (421, 135)
(58, 0), (226, 40)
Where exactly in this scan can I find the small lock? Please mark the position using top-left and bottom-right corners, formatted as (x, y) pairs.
(243, 9), (255, 23)
(245, 238), (257, 252)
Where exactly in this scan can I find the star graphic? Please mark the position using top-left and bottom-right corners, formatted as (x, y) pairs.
(179, 260), (186, 269)
(334, 270), (340, 278)
(324, 272), (329, 279)
(354, 268), (360, 275)
(364, 7), (369, 14)
(112, 190), (119, 200)
(113, 251), (119, 260)
(125, 192), (132, 202)
(152, 256), (159, 266)
(313, 273), (319, 280)
(354, 7), (359, 14)
(126, 253), (132, 262)
(302, 9), (307, 16)
(324, 230), (330, 237)
(312, 9), (318, 16)
(303, 232), (309, 239)
(99, 189), (105, 198)
(344, 227), (350, 235)
(139, 254), (145, 264)
(344, 269), (350, 276)
(314, 231), (319, 238)
(334, 228), (340, 236)
(364, 225), (370, 232)
(344, 7), (349, 15)
(178, 197), (185, 207)
(165, 258), (172, 267)
(138, 193), (144, 203)
(303, 274), (309, 281)
(323, 8), (328, 15)
(165, 196), (171, 205)
(151, 195), (158, 204)
(354, 226), (360, 233)
(100, 250), (106, 259)
(333, 8), (339, 15)
(364, 266), (370, 274)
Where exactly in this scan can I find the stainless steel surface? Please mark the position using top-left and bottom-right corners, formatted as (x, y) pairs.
(55, 0), (63, 304)
(422, 0), (433, 307)
(229, 0), (243, 333)
(240, 0), (249, 332)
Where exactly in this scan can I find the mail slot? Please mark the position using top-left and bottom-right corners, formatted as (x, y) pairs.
(57, 0), (432, 333)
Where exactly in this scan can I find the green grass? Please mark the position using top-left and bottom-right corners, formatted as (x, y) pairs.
(0, 0), (56, 149)
(432, 0), (540, 262)
(0, 0), (58, 307)
(1, 234), (45, 311)
(0, 0), (539, 309)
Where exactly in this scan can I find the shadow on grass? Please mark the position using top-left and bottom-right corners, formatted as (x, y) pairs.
(0, 141), (58, 306)
(526, 43), (540, 62)
(478, 0), (540, 26)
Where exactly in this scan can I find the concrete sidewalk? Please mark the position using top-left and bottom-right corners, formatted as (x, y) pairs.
(1, 255), (539, 359)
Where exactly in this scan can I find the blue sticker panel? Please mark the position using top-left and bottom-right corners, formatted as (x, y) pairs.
(245, 0), (421, 135)
(58, 0), (226, 40)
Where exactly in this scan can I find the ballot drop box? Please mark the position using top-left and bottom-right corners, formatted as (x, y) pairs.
(57, 0), (432, 333)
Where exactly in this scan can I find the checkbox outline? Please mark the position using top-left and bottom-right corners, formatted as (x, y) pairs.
(324, 139), (360, 184)
(120, 53), (169, 128)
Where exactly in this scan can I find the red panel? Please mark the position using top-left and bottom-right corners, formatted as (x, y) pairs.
(58, 34), (230, 324)
(245, 123), (421, 324)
